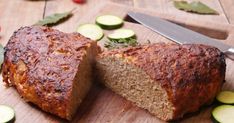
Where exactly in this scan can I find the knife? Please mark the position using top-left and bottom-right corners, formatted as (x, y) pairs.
(127, 12), (234, 60)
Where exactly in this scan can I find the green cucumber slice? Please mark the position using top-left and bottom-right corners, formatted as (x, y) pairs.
(77, 24), (103, 41)
(96, 15), (123, 29)
(0, 105), (15, 123)
(107, 29), (135, 40)
(216, 91), (234, 104)
(212, 105), (234, 123)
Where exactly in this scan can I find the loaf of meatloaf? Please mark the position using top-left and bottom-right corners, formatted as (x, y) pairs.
(2, 26), (100, 120)
(96, 43), (226, 121)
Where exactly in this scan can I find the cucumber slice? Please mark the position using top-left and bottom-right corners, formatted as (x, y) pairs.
(212, 105), (234, 123)
(77, 24), (103, 41)
(96, 15), (123, 29)
(107, 29), (135, 40)
(216, 91), (234, 104)
(0, 105), (15, 123)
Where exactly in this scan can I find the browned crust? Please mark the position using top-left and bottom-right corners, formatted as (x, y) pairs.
(98, 43), (226, 120)
(2, 26), (99, 120)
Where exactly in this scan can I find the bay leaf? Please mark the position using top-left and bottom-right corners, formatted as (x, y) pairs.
(174, 1), (218, 15)
(34, 9), (74, 26)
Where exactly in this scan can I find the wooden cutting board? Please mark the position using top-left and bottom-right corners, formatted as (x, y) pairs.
(1, 2), (234, 123)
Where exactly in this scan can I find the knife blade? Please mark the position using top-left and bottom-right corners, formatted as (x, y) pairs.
(127, 12), (234, 60)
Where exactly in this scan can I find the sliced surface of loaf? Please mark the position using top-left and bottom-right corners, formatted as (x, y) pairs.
(2, 26), (100, 120)
(96, 43), (226, 121)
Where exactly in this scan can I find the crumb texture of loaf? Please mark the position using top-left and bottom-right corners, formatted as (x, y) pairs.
(2, 26), (100, 120)
(96, 43), (226, 121)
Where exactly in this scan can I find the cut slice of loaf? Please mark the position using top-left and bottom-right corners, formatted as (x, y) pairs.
(96, 43), (226, 121)
(2, 26), (100, 120)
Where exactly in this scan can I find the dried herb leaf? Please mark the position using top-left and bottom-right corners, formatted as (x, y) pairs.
(174, 1), (218, 15)
(104, 38), (138, 50)
(34, 9), (74, 26)
(0, 44), (4, 69)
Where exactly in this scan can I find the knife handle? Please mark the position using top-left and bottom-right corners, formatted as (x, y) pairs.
(224, 48), (234, 60)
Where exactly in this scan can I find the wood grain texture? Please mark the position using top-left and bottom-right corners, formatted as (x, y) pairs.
(0, 0), (45, 45)
(111, 0), (134, 6)
(0, 0), (234, 123)
(219, 0), (234, 24)
(132, 0), (229, 24)
(44, 0), (113, 32)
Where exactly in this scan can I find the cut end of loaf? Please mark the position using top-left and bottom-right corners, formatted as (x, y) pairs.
(96, 56), (175, 121)
(66, 43), (95, 120)
(66, 41), (100, 120)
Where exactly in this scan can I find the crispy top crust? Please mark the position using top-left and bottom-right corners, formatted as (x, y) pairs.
(99, 43), (226, 119)
(2, 26), (95, 119)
